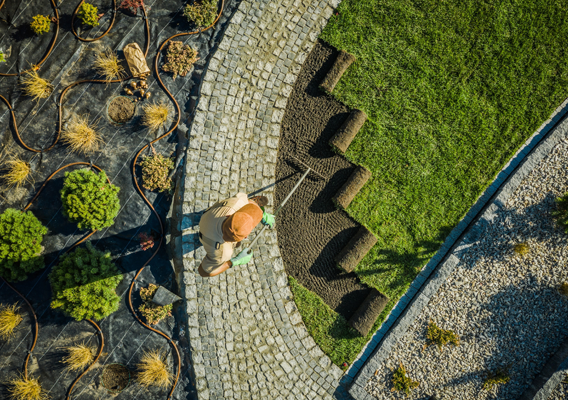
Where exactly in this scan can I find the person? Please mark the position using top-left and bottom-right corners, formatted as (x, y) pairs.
(197, 193), (275, 277)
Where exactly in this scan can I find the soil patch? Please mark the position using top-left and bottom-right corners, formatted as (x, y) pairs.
(102, 363), (130, 392)
(108, 96), (136, 124)
(275, 40), (371, 320)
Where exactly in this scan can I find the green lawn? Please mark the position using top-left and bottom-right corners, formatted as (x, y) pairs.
(293, 0), (568, 367)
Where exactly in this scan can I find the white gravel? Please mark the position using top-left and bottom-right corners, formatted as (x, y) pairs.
(365, 137), (568, 400)
(548, 374), (568, 399)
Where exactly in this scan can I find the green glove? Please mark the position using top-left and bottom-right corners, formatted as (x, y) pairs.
(261, 212), (275, 228)
(230, 249), (253, 266)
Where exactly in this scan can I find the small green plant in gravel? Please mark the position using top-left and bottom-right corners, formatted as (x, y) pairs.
(30, 15), (51, 35)
(183, 0), (217, 29)
(513, 242), (530, 256)
(61, 169), (120, 230)
(162, 41), (199, 80)
(0, 209), (47, 282)
(391, 362), (419, 394)
(425, 320), (459, 351)
(138, 284), (172, 325)
(78, 3), (100, 27)
(483, 367), (510, 390)
(140, 151), (174, 193)
(553, 193), (568, 233)
(49, 242), (122, 321)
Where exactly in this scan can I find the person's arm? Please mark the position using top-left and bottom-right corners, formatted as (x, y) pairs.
(198, 261), (232, 277)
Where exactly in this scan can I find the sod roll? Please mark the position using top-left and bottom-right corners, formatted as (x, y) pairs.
(333, 166), (371, 209)
(329, 109), (367, 153)
(335, 225), (377, 273)
(320, 49), (356, 93)
(348, 289), (389, 336)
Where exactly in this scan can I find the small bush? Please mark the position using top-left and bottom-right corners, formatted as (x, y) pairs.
(391, 362), (419, 394)
(553, 193), (568, 233)
(119, 0), (144, 15)
(0, 304), (23, 340)
(162, 41), (199, 80)
(93, 48), (125, 80)
(7, 375), (48, 400)
(2, 158), (32, 188)
(513, 242), (529, 256)
(61, 343), (95, 372)
(60, 169), (120, 231)
(142, 101), (169, 131)
(20, 71), (53, 101)
(140, 152), (174, 193)
(30, 15), (51, 35)
(483, 367), (510, 390)
(183, 0), (217, 29)
(136, 350), (172, 388)
(139, 232), (155, 251)
(138, 284), (172, 325)
(0, 51), (6, 63)
(78, 3), (99, 27)
(49, 242), (122, 321)
(61, 114), (103, 155)
(0, 209), (47, 282)
(425, 321), (459, 351)
(560, 282), (568, 297)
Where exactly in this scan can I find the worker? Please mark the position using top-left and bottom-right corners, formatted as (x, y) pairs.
(197, 193), (275, 277)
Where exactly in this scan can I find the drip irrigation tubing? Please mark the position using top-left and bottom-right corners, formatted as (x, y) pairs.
(71, 0), (118, 43)
(0, 0), (60, 77)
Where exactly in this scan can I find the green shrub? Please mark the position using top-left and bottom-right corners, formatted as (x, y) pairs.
(140, 153), (174, 193)
(513, 242), (530, 256)
(0, 209), (47, 282)
(391, 362), (419, 394)
(425, 320), (459, 351)
(162, 41), (199, 80)
(553, 193), (568, 233)
(30, 15), (51, 35)
(0, 51), (6, 63)
(138, 284), (173, 325)
(183, 0), (217, 29)
(61, 169), (120, 230)
(49, 242), (122, 321)
(77, 3), (100, 27)
(483, 367), (510, 390)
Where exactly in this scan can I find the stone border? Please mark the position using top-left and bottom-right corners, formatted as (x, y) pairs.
(348, 98), (568, 399)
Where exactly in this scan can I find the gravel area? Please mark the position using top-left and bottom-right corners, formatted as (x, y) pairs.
(548, 374), (568, 399)
(365, 137), (568, 400)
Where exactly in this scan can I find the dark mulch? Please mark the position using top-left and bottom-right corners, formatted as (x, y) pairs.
(275, 40), (371, 320)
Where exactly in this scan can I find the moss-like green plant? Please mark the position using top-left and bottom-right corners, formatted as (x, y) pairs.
(138, 284), (172, 325)
(140, 152), (174, 193)
(553, 193), (568, 233)
(0, 209), (47, 282)
(483, 367), (510, 390)
(161, 41), (199, 80)
(391, 362), (419, 394)
(425, 320), (459, 351)
(30, 15), (51, 35)
(0, 51), (6, 63)
(183, 0), (217, 29)
(513, 242), (529, 256)
(77, 3), (100, 27)
(60, 169), (120, 230)
(49, 242), (122, 321)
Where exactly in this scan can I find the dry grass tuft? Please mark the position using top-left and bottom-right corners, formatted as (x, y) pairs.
(142, 102), (169, 131)
(2, 158), (32, 188)
(61, 343), (95, 372)
(136, 350), (172, 388)
(61, 114), (103, 155)
(0, 304), (23, 340)
(20, 70), (53, 101)
(7, 374), (49, 400)
(93, 48), (126, 81)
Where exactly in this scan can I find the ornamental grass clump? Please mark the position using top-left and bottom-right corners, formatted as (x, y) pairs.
(391, 362), (419, 394)
(136, 350), (172, 388)
(78, 3), (100, 26)
(2, 157), (32, 188)
(162, 41), (199, 80)
(49, 242), (122, 321)
(0, 208), (47, 282)
(513, 241), (530, 256)
(483, 367), (510, 390)
(7, 375), (49, 400)
(142, 101), (169, 131)
(553, 193), (568, 233)
(138, 284), (172, 325)
(60, 169), (120, 230)
(61, 114), (103, 155)
(61, 343), (95, 372)
(93, 48), (125, 81)
(425, 320), (459, 351)
(30, 15), (51, 35)
(20, 71), (53, 101)
(140, 151), (174, 193)
(0, 304), (23, 340)
(183, 0), (217, 29)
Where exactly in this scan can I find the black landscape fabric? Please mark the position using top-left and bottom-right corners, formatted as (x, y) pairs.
(0, 0), (239, 398)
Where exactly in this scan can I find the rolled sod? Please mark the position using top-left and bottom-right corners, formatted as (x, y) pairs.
(329, 109), (367, 153)
(348, 289), (389, 336)
(333, 166), (371, 209)
(335, 225), (377, 273)
(319, 49), (356, 93)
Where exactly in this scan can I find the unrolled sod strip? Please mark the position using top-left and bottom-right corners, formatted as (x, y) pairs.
(329, 109), (367, 153)
(333, 165), (371, 209)
(319, 49), (356, 93)
(335, 225), (377, 273)
(348, 288), (389, 336)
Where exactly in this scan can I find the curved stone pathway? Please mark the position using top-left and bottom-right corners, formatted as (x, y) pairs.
(169, 0), (352, 399)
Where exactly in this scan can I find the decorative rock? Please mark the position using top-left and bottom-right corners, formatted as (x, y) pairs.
(348, 289), (389, 336)
(329, 109), (367, 153)
(335, 226), (377, 273)
(320, 49), (356, 93)
(333, 165), (372, 209)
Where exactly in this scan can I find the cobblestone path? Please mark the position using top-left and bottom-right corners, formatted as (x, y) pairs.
(169, 0), (355, 399)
